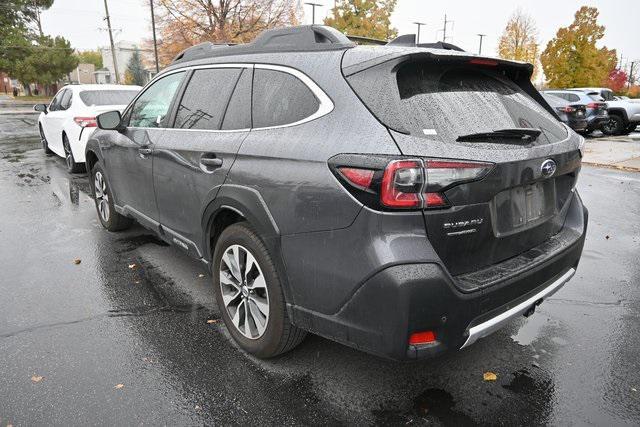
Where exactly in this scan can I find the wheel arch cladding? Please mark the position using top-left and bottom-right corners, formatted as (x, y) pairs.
(85, 149), (99, 172)
(607, 108), (628, 122)
(201, 184), (296, 304)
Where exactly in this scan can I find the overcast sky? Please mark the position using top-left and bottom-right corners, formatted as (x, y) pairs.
(41, 0), (640, 70)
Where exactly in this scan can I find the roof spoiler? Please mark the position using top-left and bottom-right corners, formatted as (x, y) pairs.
(387, 34), (465, 52)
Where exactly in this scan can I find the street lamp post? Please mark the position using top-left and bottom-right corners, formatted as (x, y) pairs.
(477, 33), (486, 55)
(305, 2), (322, 25)
(413, 22), (426, 44)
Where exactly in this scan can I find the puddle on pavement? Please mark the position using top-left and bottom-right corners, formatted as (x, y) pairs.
(511, 313), (559, 346)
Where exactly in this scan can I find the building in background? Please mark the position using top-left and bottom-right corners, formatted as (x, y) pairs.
(99, 40), (155, 85)
(69, 63), (96, 84)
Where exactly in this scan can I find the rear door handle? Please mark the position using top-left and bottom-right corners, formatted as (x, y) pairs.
(200, 157), (223, 168)
(139, 147), (152, 156)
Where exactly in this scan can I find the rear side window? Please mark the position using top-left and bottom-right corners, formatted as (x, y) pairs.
(175, 68), (242, 130)
(567, 93), (580, 102)
(348, 61), (568, 144)
(252, 69), (319, 128)
(221, 68), (252, 130)
(80, 90), (138, 106)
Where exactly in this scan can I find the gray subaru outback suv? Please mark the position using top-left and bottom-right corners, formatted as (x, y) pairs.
(86, 25), (588, 360)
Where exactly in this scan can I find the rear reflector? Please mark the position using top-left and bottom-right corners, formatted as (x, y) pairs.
(409, 331), (436, 345)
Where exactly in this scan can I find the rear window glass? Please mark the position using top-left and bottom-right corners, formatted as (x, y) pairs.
(80, 90), (139, 106)
(587, 93), (604, 101)
(252, 69), (319, 128)
(348, 61), (568, 144)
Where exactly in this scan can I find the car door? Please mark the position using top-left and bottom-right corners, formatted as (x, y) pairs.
(105, 71), (186, 230)
(42, 89), (70, 156)
(152, 66), (252, 257)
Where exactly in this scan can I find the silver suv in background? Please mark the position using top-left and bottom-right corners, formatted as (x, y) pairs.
(569, 88), (640, 135)
(543, 89), (608, 134)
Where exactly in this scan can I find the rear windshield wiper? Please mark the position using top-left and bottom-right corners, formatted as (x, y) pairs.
(456, 128), (542, 143)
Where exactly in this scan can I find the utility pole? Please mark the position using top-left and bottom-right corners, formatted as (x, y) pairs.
(305, 2), (322, 25)
(149, 0), (159, 73)
(413, 22), (426, 44)
(103, 0), (120, 84)
(629, 61), (636, 90)
(477, 34), (486, 55)
(441, 14), (453, 42)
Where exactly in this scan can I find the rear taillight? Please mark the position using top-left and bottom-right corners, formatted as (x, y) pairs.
(556, 106), (576, 113)
(586, 102), (605, 110)
(74, 116), (97, 128)
(333, 157), (493, 210)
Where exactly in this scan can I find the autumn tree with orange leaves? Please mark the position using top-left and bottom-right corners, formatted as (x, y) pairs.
(497, 9), (539, 80)
(153, 0), (300, 67)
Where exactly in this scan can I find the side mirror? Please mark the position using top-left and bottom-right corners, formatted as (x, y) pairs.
(34, 104), (48, 114)
(97, 110), (124, 131)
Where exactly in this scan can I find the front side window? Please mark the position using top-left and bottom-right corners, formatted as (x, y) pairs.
(128, 72), (185, 128)
(49, 90), (66, 111)
(252, 69), (319, 128)
(60, 90), (73, 110)
(174, 68), (242, 130)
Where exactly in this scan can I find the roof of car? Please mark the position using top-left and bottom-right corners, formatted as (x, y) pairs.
(63, 84), (142, 91)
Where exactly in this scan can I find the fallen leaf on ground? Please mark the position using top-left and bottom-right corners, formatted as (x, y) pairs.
(128, 264), (136, 269)
(483, 372), (497, 381)
(632, 387), (637, 392)
(31, 375), (44, 383)
(195, 405), (201, 410)
(134, 280), (140, 284)
(206, 319), (219, 324)
(73, 259), (81, 265)
(114, 383), (124, 389)
(198, 274), (205, 278)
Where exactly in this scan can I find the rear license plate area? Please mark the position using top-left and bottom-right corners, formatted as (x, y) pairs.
(492, 180), (556, 236)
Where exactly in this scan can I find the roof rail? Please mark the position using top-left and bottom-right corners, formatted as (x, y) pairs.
(173, 42), (234, 63)
(171, 25), (355, 65)
(386, 34), (465, 52)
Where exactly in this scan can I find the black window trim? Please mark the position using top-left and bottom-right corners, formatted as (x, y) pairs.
(121, 63), (333, 133)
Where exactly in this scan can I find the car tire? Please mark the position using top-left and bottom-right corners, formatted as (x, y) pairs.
(601, 115), (625, 136)
(91, 162), (133, 231)
(212, 222), (306, 358)
(39, 124), (53, 155)
(625, 124), (637, 133)
(63, 134), (85, 174)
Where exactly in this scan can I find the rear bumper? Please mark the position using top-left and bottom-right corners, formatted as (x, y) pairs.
(289, 191), (587, 360)
(566, 118), (588, 131)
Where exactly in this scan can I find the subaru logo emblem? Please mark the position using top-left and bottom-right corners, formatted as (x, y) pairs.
(541, 159), (556, 177)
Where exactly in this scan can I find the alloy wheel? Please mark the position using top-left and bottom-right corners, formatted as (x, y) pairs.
(63, 139), (73, 169)
(219, 244), (269, 339)
(94, 171), (110, 222)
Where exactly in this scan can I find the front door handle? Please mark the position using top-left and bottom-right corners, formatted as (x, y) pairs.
(200, 157), (223, 168)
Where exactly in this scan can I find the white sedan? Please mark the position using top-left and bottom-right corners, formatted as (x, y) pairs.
(35, 84), (141, 173)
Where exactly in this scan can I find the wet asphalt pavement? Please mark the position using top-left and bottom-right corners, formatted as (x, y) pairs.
(0, 113), (639, 426)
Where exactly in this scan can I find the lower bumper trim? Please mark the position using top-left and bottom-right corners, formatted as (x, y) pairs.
(460, 267), (576, 349)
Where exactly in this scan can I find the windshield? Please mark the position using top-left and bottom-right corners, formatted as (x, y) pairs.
(79, 90), (139, 106)
(347, 60), (568, 145)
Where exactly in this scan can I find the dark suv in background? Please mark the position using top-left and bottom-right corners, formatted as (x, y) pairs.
(86, 25), (588, 360)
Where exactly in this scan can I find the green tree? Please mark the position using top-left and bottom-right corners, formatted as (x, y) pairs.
(541, 6), (617, 88)
(324, 0), (397, 41)
(11, 36), (78, 95)
(76, 50), (103, 69)
(124, 48), (146, 86)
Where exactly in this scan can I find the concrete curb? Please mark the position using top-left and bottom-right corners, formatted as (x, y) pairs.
(582, 161), (640, 173)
